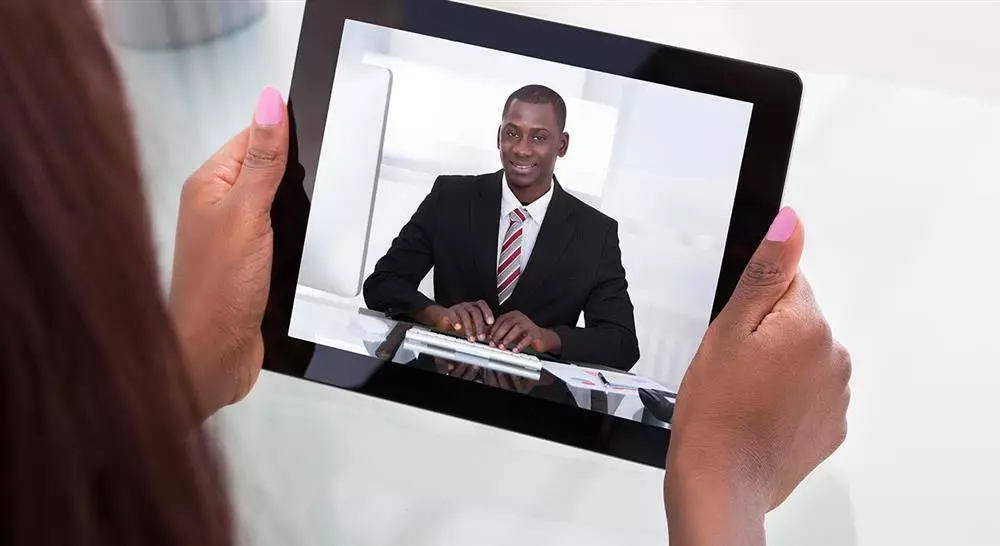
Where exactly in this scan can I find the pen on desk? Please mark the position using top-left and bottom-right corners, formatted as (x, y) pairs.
(597, 372), (612, 388)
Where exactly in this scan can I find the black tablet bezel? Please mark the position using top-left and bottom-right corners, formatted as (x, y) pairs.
(262, 0), (801, 468)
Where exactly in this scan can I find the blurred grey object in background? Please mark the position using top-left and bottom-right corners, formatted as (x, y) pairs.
(101, 0), (267, 49)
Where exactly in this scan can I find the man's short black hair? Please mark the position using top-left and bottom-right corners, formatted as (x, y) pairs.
(502, 84), (567, 131)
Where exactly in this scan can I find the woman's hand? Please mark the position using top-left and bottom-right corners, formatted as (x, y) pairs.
(169, 86), (289, 418)
(665, 208), (851, 545)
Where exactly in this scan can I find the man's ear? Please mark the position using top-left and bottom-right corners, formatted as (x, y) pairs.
(558, 132), (570, 157)
(496, 126), (502, 149)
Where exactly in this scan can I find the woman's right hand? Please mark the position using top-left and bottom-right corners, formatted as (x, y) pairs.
(665, 208), (851, 545)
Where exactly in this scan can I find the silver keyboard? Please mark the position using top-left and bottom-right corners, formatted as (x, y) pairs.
(403, 328), (542, 379)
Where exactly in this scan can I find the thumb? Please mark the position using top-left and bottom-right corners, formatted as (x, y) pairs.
(434, 307), (459, 330)
(719, 207), (804, 334)
(232, 86), (289, 214)
(443, 310), (462, 331)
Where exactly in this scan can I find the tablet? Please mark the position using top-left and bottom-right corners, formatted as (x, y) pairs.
(262, 0), (801, 468)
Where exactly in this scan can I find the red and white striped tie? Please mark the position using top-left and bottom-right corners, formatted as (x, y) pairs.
(497, 207), (528, 306)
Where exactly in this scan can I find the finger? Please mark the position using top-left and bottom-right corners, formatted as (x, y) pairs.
(761, 274), (828, 348)
(483, 371), (500, 387)
(231, 86), (289, 214)
(461, 306), (479, 341)
(454, 306), (474, 339)
(187, 128), (252, 189)
(513, 334), (534, 354)
(474, 300), (495, 333)
(468, 304), (487, 341)
(489, 315), (513, 346)
(500, 323), (525, 350)
(438, 309), (460, 332)
(718, 207), (805, 335)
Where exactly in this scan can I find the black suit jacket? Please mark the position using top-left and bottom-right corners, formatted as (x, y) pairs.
(363, 171), (640, 371)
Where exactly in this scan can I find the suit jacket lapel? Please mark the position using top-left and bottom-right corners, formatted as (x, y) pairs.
(504, 179), (575, 310)
(470, 170), (504, 308)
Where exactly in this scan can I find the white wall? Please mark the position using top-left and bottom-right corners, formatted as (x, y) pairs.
(294, 20), (752, 390)
(600, 80), (752, 387)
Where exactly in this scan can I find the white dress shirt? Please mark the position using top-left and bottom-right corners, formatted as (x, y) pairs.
(497, 174), (553, 271)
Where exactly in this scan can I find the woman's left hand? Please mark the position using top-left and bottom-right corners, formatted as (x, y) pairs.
(169, 86), (288, 418)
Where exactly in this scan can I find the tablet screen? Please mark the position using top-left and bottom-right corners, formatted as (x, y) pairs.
(286, 18), (754, 426)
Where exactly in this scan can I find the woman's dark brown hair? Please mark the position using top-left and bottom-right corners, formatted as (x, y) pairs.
(0, 2), (233, 545)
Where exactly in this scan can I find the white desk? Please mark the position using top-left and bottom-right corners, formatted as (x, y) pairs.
(114, 2), (1000, 544)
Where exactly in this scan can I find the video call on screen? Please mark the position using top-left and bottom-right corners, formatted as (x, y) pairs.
(288, 20), (753, 425)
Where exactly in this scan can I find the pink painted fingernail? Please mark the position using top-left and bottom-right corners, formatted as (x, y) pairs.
(254, 86), (284, 126)
(765, 207), (798, 242)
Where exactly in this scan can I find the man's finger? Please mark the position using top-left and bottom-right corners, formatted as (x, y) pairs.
(454, 306), (474, 339)
(231, 86), (289, 214)
(437, 309), (460, 332)
(474, 300), (495, 331)
(489, 315), (513, 345)
(719, 207), (805, 335)
(468, 305), (486, 341)
(500, 323), (525, 350)
(513, 335), (534, 354)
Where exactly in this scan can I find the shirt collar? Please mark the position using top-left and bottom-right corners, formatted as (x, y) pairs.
(500, 172), (553, 225)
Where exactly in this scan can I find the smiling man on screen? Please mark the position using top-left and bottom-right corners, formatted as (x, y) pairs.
(363, 84), (639, 371)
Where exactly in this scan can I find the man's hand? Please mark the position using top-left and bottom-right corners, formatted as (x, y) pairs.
(169, 86), (288, 418)
(665, 208), (851, 545)
(415, 301), (494, 342)
(488, 310), (561, 354)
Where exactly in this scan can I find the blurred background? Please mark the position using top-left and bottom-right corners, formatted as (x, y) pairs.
(94, 0), (304, 286)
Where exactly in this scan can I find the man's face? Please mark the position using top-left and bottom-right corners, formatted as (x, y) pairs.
(497, 100), (569, 190)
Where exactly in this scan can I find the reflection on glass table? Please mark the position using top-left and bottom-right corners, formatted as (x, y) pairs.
(400, 326), (542, 380)
(339, 308), (677, 428)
